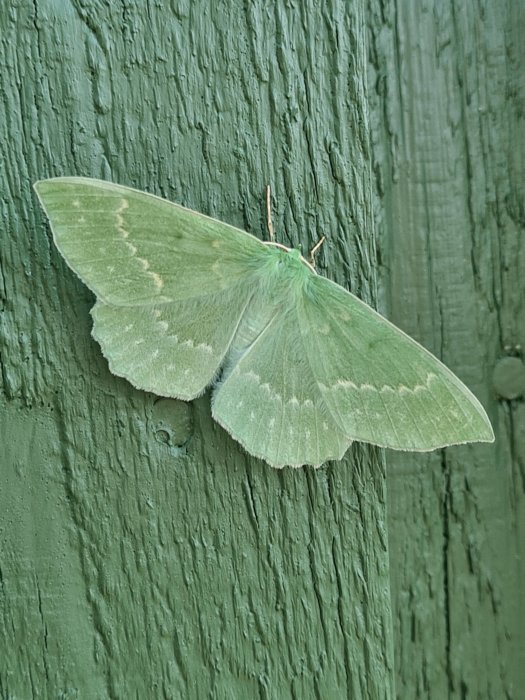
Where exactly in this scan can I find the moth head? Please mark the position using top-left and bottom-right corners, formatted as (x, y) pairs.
(263, 242), (316, 275)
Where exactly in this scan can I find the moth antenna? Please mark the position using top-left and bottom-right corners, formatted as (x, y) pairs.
(309, 235), (326, 267)
(266, 185), (275, 242)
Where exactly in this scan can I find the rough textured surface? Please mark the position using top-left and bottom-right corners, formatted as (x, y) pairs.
(2, 1), (523, 698)
(368, 1), (525, 697)
(1, 2), (395, 698)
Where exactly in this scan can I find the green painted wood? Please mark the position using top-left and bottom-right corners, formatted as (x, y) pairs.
(3, 2), (522, 699)
(368, 1), (525, 698)
(1, 2), (395, 698)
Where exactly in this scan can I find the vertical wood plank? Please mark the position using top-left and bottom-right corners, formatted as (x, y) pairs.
(0, 2), (394, 697)
(368, 0), (525, 696)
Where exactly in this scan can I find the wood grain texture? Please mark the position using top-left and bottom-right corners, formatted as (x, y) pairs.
(0, 1), (395, 698)
(368, 0), (525, 697)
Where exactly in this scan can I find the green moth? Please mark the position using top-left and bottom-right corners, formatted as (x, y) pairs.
(34, 178), (494, 467)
